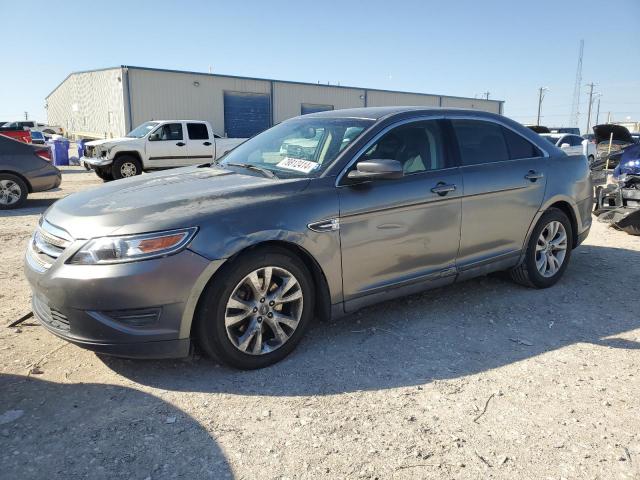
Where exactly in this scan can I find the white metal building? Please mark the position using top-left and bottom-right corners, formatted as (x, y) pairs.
(46, 66), (504, 139)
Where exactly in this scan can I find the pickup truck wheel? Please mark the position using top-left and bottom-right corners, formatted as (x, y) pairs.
(95, 167), (113, 182)
(112, 156), (142, 180)
(0, 174), (28, 210)
(510, 208), (573, 289)
(195, 247), (315, 370)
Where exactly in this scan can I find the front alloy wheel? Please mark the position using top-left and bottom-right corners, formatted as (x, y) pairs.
(535, 221), (568, 277)
(225, 266), (303, 355)
(196, 248), (314, 369)
(120, 161), (137, 177)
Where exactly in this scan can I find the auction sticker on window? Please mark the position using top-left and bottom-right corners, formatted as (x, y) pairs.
(276, 157), (319, 174)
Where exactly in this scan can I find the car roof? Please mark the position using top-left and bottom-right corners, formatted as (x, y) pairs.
(300, 106), (501, 121)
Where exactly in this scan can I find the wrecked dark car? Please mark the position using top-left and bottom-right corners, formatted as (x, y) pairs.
(594, 140), (640, 235)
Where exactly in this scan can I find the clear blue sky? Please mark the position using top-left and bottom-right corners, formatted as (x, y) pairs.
(2, 0), (638, 130)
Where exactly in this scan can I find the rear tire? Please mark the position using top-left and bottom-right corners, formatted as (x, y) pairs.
(112, 155), (142, 180)
(195, 247), (315, 369)
(0, 174), (28, 210)
(510, 208), (573, 288)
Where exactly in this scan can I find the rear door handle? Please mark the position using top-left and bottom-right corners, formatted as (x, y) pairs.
(176, 142), (185, 147)
(524, 170), (544, 181)
(203, 141), (212, 146)
(431, 182), (456, 196)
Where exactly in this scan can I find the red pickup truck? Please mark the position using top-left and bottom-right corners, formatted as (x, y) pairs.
(0, 129), (31, 143)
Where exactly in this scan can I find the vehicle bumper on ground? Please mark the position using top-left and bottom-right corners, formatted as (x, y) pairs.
(81, 156), (113, 168)
(25, 248), (221, 359)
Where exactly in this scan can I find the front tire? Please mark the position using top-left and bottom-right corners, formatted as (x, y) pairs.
(112, 155), (142, 180)
(510, 208), (573, 288)
(94, 167), (114, 182)
(0, 174), (28, 209)
(195, 248), (315, 369)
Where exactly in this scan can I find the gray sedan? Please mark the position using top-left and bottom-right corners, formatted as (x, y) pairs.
(25, 107), (592, 369)
(0, 135), (61, 209)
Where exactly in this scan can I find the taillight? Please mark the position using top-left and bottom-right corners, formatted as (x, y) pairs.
(35, 148), (51, 161)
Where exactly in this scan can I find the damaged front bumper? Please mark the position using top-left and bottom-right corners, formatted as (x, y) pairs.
(81, 156), (113, 168)
(595, 183), (640, 234)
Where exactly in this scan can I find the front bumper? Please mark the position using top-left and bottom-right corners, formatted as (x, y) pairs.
(25, 248), (221, 359)
(81, 155), (112, 167)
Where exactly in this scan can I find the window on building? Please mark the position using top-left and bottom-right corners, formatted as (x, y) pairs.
(451, 119), (509, 165)
(301, 103), (334, 115)
(187, 123), (209, 140)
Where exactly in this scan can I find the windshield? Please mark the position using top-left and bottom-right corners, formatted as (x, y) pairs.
(543, 135), (562, 145)
(126, 121), (159, 138)
(220, 117), (373, 178)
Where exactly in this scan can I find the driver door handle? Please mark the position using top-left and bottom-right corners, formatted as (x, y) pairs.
(525, 170), (544, 181)
(431, 183), (456, 196)
(203, 141), (212, 146)
(176, 142), (185, 147)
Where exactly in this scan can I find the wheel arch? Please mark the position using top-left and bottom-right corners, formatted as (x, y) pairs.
(0, 170), (32, 193)
(186, 239), (333, 341)
(545, 200), (579, 249)
(113, 150), (143, 166)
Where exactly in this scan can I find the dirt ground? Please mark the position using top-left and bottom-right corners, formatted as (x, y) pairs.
(1, 167), (640, 479)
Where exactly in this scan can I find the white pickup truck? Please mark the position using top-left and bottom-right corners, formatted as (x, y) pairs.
(82, 120), (246, 180)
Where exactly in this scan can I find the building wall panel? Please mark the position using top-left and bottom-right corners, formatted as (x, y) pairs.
(128, 69), (270, 136)
(366, 90), (440, 108)
(440, 96), (501, 113)
(46, 68), (126, 139)
(273, 83), (364, 123)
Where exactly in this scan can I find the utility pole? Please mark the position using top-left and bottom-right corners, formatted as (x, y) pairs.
(24, 111), (28, 120)
(585, 83), (596, 134)
(595, 96), (601, 126)
(482, 91), (490, 100)
(536, 87), (548, 126)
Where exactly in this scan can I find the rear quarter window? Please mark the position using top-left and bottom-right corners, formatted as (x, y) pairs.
(502, 127), (542, 159)
(451, 119), (509, 165)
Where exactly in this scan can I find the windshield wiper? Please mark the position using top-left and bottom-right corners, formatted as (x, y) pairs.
(224, 162), (278, 179)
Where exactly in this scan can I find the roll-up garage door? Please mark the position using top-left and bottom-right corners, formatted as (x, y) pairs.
(223, 91), (271, 138)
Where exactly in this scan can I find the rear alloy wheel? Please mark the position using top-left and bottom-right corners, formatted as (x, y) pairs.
(510, 208), (573, 288)
(196, 248), (314, 369)
(0, 174), (28, 210)
(112, 156), (142, 180)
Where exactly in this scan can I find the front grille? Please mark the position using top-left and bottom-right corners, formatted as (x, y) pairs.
(26, 219), (73, 272)
(33, 295), (70, 332)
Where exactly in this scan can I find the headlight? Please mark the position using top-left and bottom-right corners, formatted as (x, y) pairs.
(68, 228), (197, 265)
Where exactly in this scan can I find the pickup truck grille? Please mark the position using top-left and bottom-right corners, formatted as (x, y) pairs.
(84, 145), (95, 158)
(26, 220), (73, 273)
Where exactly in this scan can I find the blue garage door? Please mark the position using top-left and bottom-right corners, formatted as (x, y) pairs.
(223, 91), (271, 138)
(301, 103), (334, 115)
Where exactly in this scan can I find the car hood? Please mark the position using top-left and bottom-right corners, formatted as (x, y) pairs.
(85, 137), (137, 148)
(593, 124), (633, 144)
(44, 166), (309, 239)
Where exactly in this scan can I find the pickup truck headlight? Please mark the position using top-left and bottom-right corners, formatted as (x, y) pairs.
(68, 228), (198, 265)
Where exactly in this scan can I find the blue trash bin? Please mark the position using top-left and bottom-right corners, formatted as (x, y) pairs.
(77, 139), (86, 159)
(52, 139), (70, 166)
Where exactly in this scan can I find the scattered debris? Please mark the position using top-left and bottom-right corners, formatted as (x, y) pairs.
(624, 446), (632, 464)
(7, 311), (33, 328)
(473, 393), (496, 423)
(474, 450), (492, 468)
(25, 343), (68, 376)
(165, 416), (177, 424)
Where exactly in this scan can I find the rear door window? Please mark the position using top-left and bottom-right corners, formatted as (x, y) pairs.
(502, 127), (541, 159)
(451, 119), (509, 165)
(187, 123), (209, 140)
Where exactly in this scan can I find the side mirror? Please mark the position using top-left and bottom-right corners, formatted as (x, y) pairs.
(149, 132), (160, 141)
(560, 143), (570, 149)
(347, 159), (403, 181)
